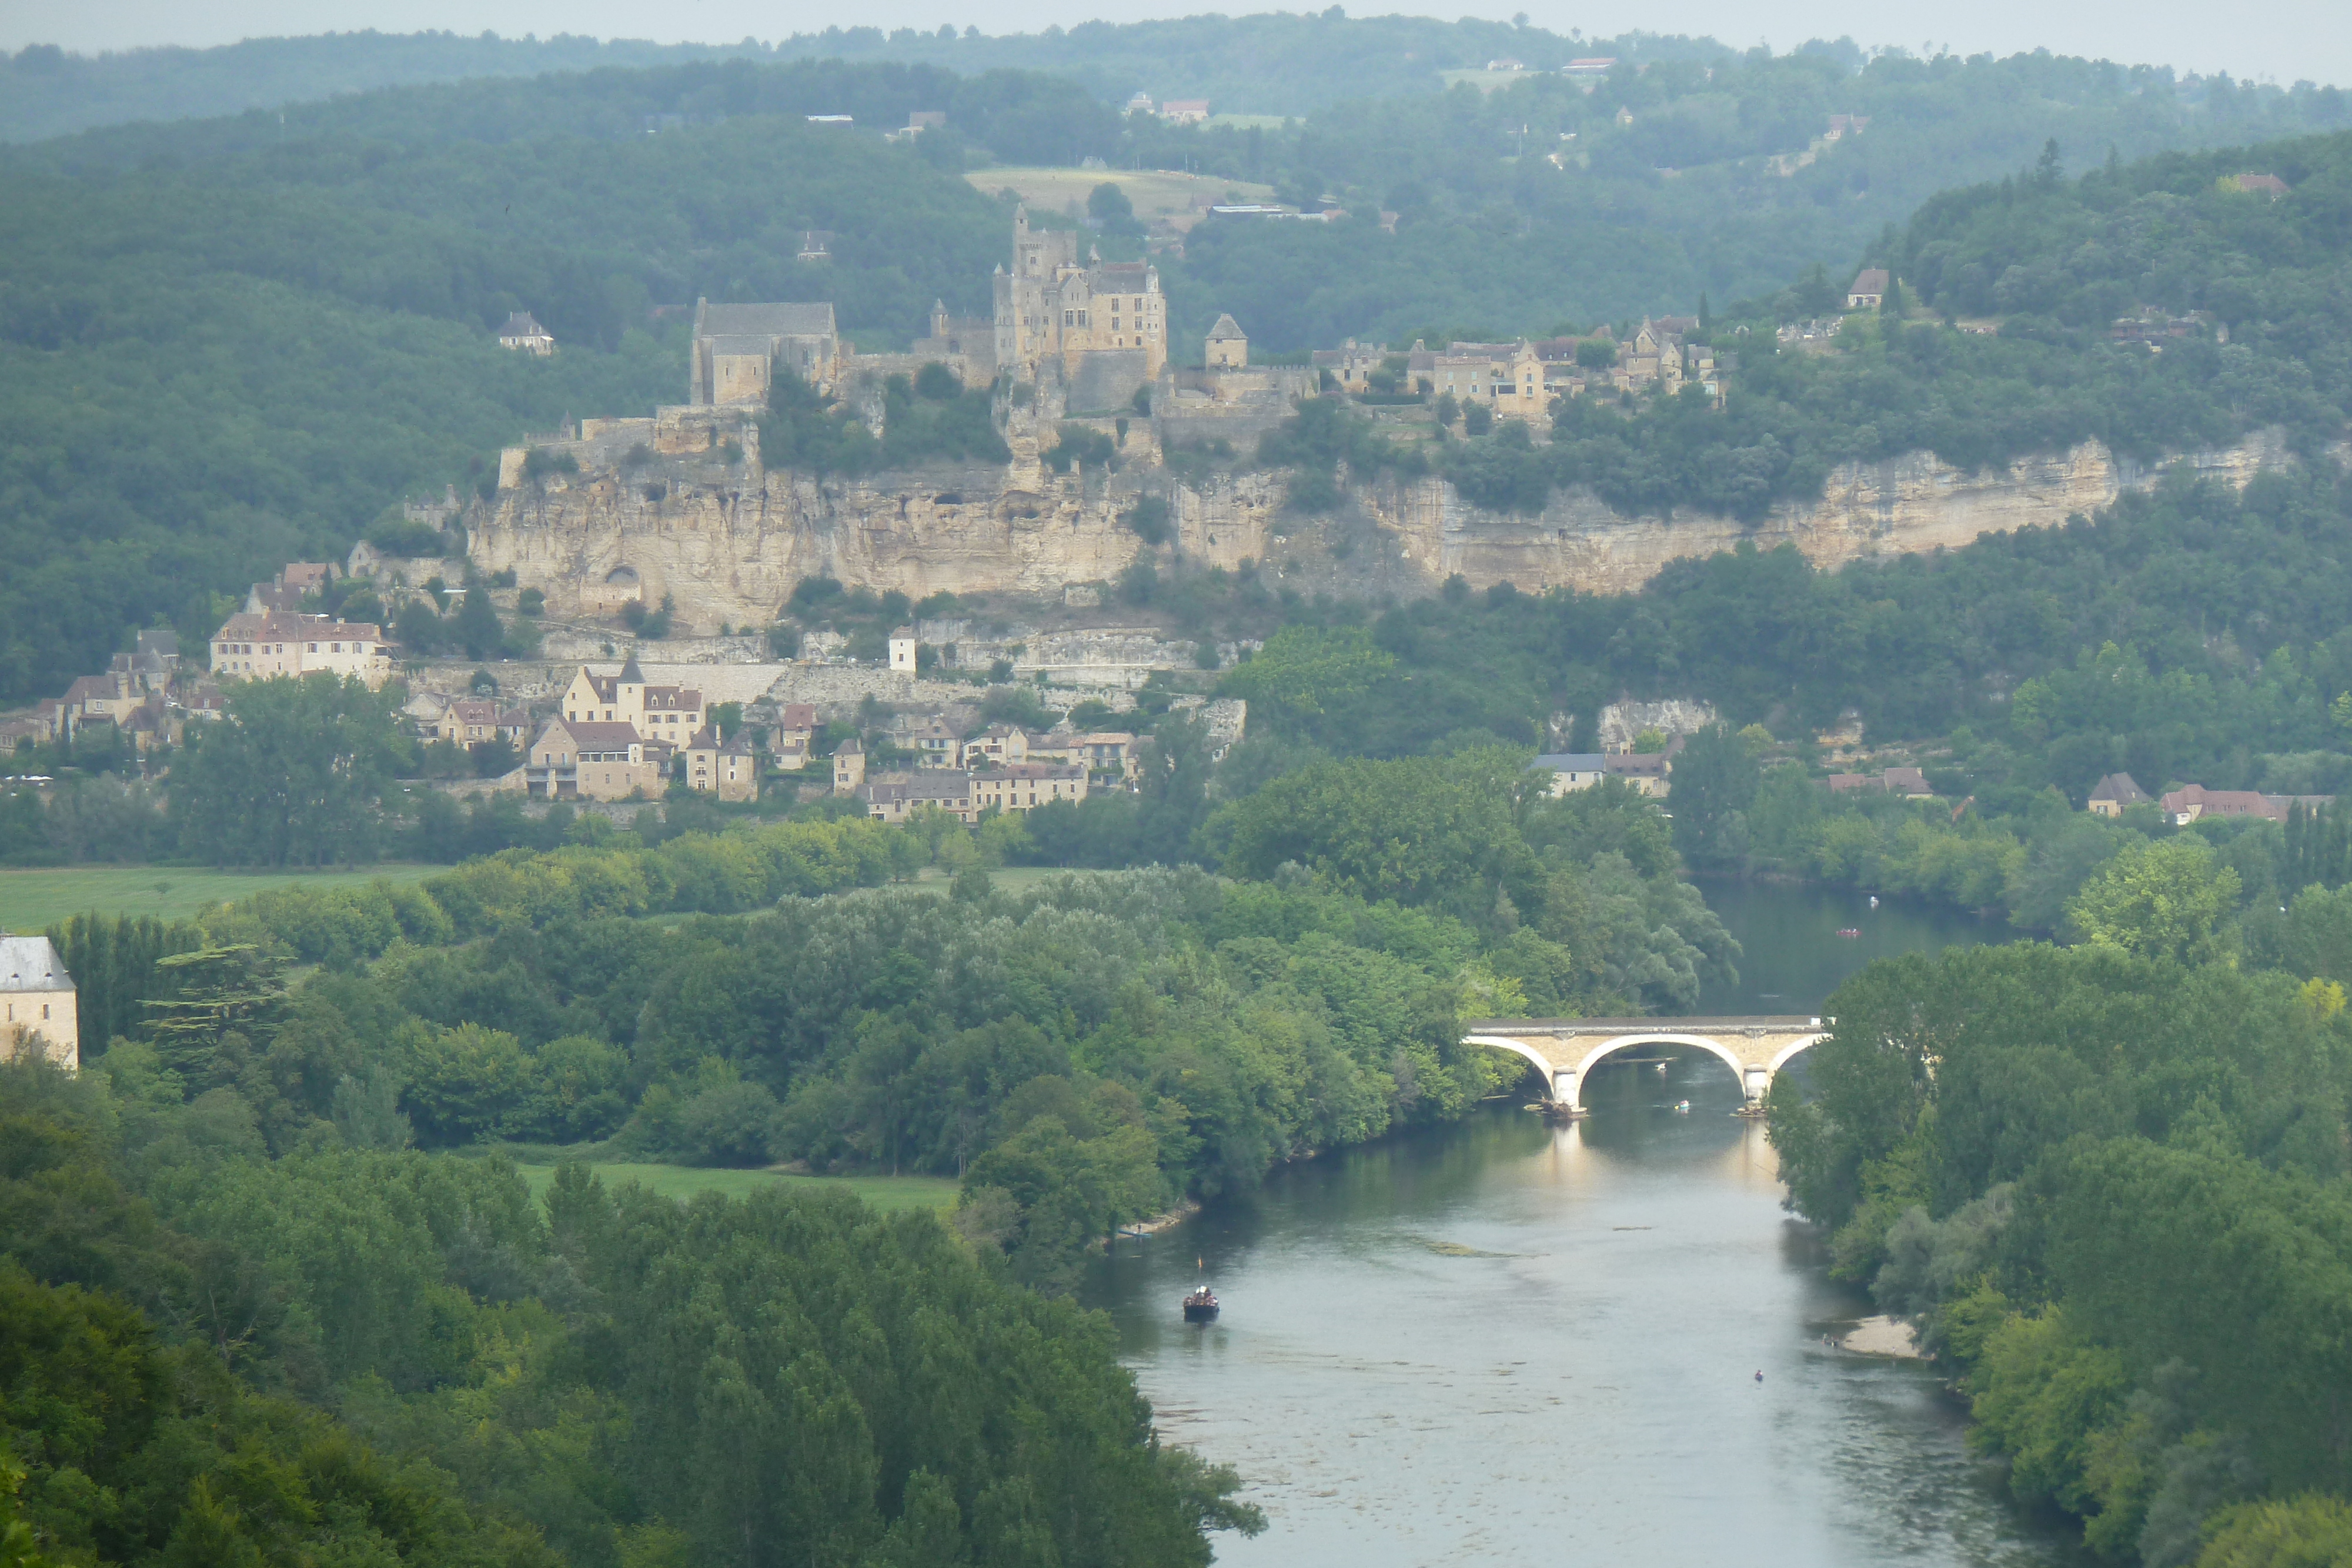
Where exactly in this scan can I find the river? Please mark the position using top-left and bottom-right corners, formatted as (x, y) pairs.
(1695, 875), (2006, 1015)
(1086, 881), (2076, 1566)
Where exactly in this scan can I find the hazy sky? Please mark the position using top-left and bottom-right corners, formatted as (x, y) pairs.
(6, 0), (2346, 91)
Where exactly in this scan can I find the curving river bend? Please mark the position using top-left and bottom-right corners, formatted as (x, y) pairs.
(1085, 882), (2080, 1566)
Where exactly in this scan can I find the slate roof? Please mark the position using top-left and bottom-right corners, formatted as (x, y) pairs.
(213, 611), (384, 642)
(861, 772), (973, 805)
(2089, 773), (2150, 805)
(544, 719), (644, 751)
(0, 935), (72, 992)
(697, 302), (837, 339)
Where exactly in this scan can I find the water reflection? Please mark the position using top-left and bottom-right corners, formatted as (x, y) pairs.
(1696, 878), (2004, 1015)
(1090, 1052), (2080, 1567)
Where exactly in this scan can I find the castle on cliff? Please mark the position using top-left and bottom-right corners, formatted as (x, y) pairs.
(681, 209), (1161, 416)
(993, 206), (1167, 413)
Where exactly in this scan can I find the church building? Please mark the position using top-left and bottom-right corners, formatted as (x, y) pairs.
(689, 299), (840, 405)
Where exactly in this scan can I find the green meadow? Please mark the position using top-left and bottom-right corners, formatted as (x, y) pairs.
(509, 1161), (960, 1212)
(0, 864), (440, 932)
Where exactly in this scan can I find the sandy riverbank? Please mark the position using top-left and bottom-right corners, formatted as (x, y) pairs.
(1838, 1315), (1923, 1358)
(1121, 1199), (1201, 1238)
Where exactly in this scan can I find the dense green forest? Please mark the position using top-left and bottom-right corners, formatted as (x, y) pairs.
(1769, 936), (2352, 1564)
(21, 745), (1732, 1304)
(0, 1054), (1259, 1566)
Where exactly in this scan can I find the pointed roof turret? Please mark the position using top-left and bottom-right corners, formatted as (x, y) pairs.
(1207, 313), (1245, 341)
(619, 653), (646, 684)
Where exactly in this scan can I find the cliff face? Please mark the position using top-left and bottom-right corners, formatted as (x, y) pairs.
(467, 419), (2300, 631)
(1349, 429), (2301, 596)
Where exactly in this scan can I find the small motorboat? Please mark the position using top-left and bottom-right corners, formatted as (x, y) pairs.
(1672, 1100), (1691, 1114)
(1836, 927), (1862, 938)
(1182, 1285), (1220, 1323)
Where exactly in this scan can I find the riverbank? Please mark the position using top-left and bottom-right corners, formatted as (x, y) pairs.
(1121, 1198), (1201, 1239)
(1839, 1314), (1925, 1358)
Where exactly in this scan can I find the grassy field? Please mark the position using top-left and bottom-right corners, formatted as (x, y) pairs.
(510, 1161), (958, 1212)
(904, 864), (1095, 897)
(965, 165), (1276, 227)
(0, 864), (440, 931)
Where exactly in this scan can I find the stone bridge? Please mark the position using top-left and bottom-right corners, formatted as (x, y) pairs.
(1464, 1017), (1830, 1113)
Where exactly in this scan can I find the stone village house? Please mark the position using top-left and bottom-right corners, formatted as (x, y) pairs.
(525, 718), (670, 801)
(519, 660), (762, 802)
(857, 762), (1088, 825)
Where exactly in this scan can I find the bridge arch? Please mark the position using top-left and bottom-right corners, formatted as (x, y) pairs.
(1464, 1034), (1566, 1099)
(1572, 1033), (1752, 1104)
(1767, 1033), (1830, 1076)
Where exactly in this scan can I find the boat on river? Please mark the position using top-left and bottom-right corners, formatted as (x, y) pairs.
(1182, 1285), (1220, 1322)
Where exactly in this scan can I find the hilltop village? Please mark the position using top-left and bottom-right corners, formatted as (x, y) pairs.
(459, 205), (1730, 633)
(2, 203), (2298, 823)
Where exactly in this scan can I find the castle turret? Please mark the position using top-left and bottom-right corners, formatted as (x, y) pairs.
(1206, 314), (1248, 369)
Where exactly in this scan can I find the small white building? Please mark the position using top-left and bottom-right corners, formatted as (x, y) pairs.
(889, 627), (918, 674)
(1531, 753), (1607, 795)
(1, 934), (77, 1071)
(497, 312), (555, 355)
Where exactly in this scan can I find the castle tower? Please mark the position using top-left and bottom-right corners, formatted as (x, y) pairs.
(1206, 314), (1248, 369)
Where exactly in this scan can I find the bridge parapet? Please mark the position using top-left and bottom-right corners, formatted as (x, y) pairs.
(1464, 1016), (1830, 1114)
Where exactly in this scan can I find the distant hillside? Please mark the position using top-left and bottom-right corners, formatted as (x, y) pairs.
(1, 18), (1686, 142)
(1157, 51), (2351, 349)
(0, 70), (1019, 702)
(4, 44), (2348, 709)
(21, 41), (2347, 345)
(13, 16), (2347, 146)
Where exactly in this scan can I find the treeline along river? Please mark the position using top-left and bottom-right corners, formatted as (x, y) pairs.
(1086, 880), (2070, 1566)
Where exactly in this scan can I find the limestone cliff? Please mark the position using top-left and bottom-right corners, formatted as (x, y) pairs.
(466, 407), (2305, 631)
(1362, 429), (2306, 597)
